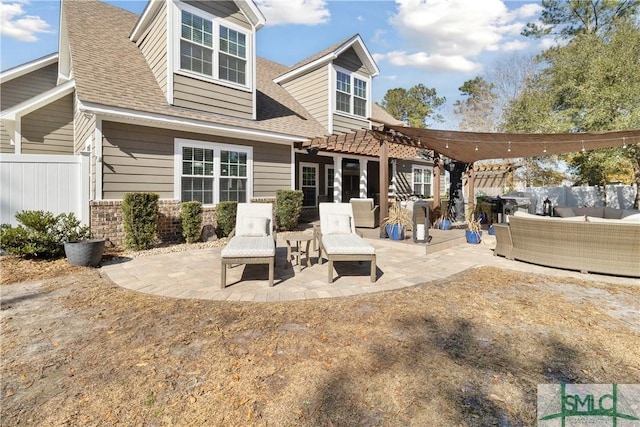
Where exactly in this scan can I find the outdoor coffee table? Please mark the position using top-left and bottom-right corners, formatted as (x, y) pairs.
(285, 233), (315, 271)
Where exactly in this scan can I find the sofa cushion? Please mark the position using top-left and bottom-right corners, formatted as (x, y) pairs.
(553, 207), (575, 218)
(603, 207), (624, 219)
(586, 216), (622, 223)
(236, 216), (269, 237)
(621, 211), (640, 223)
(325, 214), (352, 235)
(573, 207), (604, 217)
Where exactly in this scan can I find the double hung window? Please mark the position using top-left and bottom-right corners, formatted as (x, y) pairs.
(412, 166), (433, 198)
(335, 69), (368, 117)
(177, 140), (252, 205)
(178, 5), (249, 87)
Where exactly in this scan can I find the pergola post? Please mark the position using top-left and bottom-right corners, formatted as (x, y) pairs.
(379, 139), (389, 237)
(467, 163), (475, 216)
(433, 158), (441, 209)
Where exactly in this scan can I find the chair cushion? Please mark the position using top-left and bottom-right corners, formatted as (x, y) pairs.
(325, 214), (352, 235)
(221, 236), (275, 258)
(236, 216), (269, 237)
(322, 234), (375, 255)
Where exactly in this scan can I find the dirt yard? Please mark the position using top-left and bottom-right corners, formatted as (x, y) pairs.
(1, 256), (639, 426)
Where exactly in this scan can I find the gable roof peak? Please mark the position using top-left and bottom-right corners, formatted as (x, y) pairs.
(130, 0), (266, 42)
(274, 33), (379, 84)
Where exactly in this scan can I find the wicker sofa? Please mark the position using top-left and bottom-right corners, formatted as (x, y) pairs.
(493, 211), (640, 277)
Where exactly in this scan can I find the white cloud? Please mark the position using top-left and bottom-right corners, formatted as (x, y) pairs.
(383, 0), (538, 72)
(255, 0), (330, 26)
(0, 1), (52, 42)
(379, 50), (482, 73)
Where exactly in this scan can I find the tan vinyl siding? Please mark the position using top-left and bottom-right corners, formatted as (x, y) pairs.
(0, 63), (58, 110)
(281, 66), (329, 130)
(0, 122), (14, 153)
(101, 121), (291, 200)
(137, 1), (167, 96)
(173, 74), (253, 118)
(21, 94), (74, 154)
(74, 101), (96, 154)
(334, 47), (367, 74)
(332, 113), (369, 134)
(184, 0), (251, 29)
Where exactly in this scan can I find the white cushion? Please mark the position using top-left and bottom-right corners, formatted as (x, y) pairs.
(621, 211), (640, 222)
(221, 236), (275, 258)
(586, 216), (621, 223)
(236, 216), (268, 237)
(322, 234), (375, 255)
(512, 211), (538, 218)
(324, 214), (352, 235)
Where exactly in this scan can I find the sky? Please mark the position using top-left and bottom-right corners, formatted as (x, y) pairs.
(0, 0), (552, 129)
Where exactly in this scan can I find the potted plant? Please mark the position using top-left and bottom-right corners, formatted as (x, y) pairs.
(383, 203), (412, 240)
(465, 210), (482, 244)
(62, 217), (105, 267)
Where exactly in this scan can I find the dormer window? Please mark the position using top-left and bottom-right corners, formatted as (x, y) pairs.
(335, 68), (368, 118)
(174, 2), (251, 89)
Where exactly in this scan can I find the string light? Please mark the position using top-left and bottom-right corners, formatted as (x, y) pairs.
(581, 140), (585, 152)
(475, 143), (478, 151)
(445, 139), (449, 149)
(623, 137), (627, 149)
(507, 141), (511, 152)
(543, 142), (547, 153)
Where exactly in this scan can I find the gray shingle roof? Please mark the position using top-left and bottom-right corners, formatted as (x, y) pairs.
(64, 0), (328, 139)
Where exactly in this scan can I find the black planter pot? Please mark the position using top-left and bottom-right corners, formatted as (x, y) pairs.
(64, 239), (106, 267)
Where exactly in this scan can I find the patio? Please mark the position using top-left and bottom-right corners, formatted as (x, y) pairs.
(100, 227), (639, 302)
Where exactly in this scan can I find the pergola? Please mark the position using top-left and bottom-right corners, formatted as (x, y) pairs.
(295, 122), (640, 230)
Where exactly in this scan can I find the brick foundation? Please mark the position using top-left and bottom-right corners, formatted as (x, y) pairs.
(90, 200), (217, 247)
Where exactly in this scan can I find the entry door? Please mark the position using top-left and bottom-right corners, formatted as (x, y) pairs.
(300, 163), (318, 207)
(342, 159), (360, 201)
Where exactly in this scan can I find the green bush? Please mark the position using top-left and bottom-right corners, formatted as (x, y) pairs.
(0, 210), (90, 259)
(122, 192), (159, 250)
(180, 201), (202, 244)
(276, 189), (303, 230)
(215, 201), (237, 237)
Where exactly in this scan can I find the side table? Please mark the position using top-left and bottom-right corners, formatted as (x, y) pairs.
(285, 232), (315, 271)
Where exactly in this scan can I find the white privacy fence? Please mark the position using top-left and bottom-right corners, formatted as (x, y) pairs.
(523, 185), (637, 213)
(0, 153), (89, 226)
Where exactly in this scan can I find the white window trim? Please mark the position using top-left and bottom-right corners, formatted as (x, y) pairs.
(171, 0), (253, 93)
(412, 165), (433, 197)
(332, 65), (371, 119)
(299, 162), (319, 207)
(174, 138), (253, 206)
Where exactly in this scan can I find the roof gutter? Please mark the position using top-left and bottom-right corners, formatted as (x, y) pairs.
(78, 101), (310, 145)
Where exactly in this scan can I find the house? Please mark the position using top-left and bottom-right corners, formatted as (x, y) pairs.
(0, 0), (434, 244)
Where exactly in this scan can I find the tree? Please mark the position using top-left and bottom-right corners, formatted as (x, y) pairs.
(504, 21), (640, 206)
(453, 77), (497, 132)
(522, 0), (640, 39)
(380, 84), (445, 128)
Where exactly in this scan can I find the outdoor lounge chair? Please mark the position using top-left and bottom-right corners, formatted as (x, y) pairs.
(350, 198), (380, 228)
(220, 203), (276, 288)
(317, 202), (377, 283)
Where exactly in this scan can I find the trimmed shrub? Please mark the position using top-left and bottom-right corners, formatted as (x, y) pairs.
(0, 210), (90, 259)
(276, 189), (303, 230)
(180, 201), (203, 243)
(215, 201), (237, 237)
(122, 192), (159, 250)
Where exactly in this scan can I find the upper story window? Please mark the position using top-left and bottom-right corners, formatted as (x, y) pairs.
(335, 68), (368, 118)
(175, 3), (251, 89)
